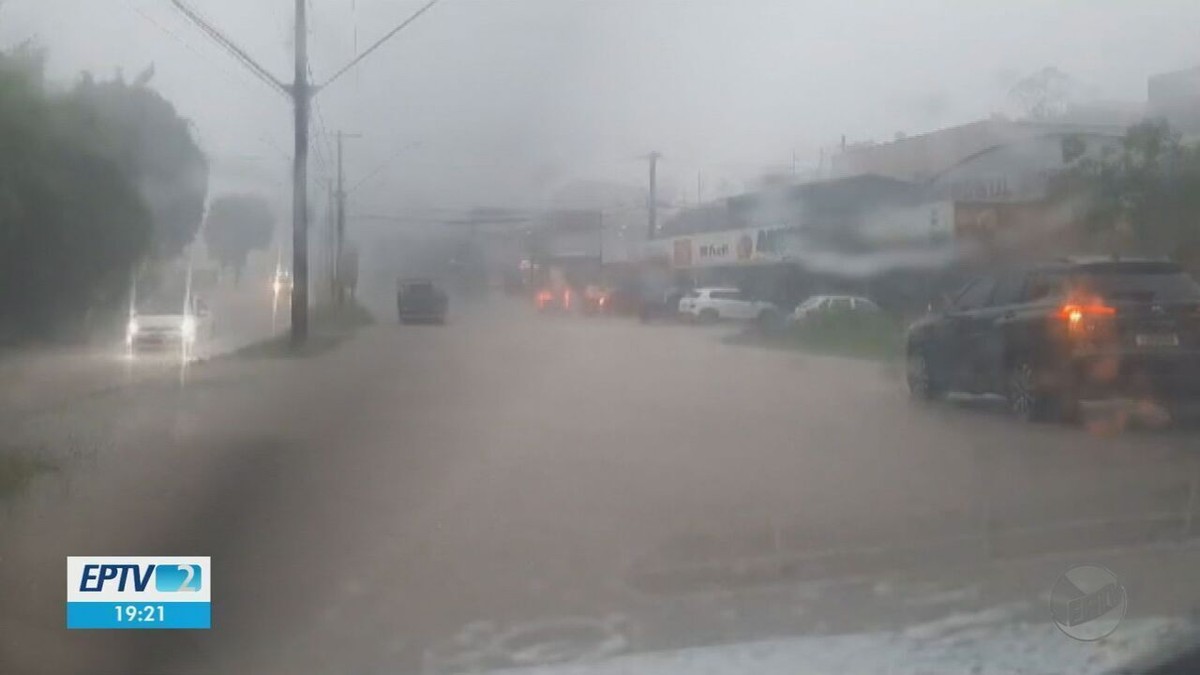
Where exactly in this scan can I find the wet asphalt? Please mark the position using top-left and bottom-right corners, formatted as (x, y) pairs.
(3, 295), (1200, 674)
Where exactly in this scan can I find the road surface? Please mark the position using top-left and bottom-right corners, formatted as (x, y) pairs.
(0, 282), (286, 421)
(3, 298), (1200, 674)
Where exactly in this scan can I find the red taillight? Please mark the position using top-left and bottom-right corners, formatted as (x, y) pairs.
(1059, 303), (1116, 324)
(598, 296), (607, 307)
(1059, 301), (1115, 339)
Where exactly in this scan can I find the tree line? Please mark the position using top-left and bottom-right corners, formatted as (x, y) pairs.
(0, 46), (275, 345)
(1056, 119), (1200, 269)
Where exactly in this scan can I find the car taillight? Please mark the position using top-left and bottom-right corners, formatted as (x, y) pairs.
(1059, 302), (1115, 338)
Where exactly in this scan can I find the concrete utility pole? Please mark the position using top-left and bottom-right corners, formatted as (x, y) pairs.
(169, 0), (443, 346)
(291, 0), (310, 344)
(334, 131), (362, 304)
(646, 151), (662, 240)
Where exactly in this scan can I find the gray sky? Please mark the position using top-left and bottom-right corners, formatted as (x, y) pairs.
(3, 0), (1200, 214)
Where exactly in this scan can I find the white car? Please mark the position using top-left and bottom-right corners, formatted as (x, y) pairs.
(789, 294), (880, 324)
(677, 287), (779, 322)
(127, 294), (214, 357)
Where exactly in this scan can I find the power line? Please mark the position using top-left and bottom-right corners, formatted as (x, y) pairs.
(318, 0), (442, 91)
(121, 1), (275, 101)
(308, 64), (337, 178)
(169, 0), (288, 96)
(348, 141), (422, 195)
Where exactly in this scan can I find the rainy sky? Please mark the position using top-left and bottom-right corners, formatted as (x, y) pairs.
(2, 0), (1200, 215)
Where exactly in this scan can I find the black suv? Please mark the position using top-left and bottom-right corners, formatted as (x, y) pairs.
(905, 258), (1200, 421)
(397, 278), (448, 324)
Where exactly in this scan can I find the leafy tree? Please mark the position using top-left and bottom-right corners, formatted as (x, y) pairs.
(1055, 119), (1200, 266)
(68, 72), (209, 259)
(203, 194), (274, 284)
(0, 48), (153, 342)
(1009, 67), (1076, 121)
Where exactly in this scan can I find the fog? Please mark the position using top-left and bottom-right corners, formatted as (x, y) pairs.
(3, 0), (1200, 215)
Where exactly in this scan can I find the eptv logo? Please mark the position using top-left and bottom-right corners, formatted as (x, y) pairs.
(77, 562), (203, 593)
(67, 557), (211, 630)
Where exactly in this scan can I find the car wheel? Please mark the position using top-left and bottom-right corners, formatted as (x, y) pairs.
(906, 350), (943, 401)
(698, 308), (719, 324)
(1006, 360), (1076, 422)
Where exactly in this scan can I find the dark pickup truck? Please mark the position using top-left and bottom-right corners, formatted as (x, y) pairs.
(905, 258), (1200, 421)
(397, 279), (448, 324)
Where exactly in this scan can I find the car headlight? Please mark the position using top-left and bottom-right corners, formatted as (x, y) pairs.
(126, 318), (139, 340)
(181, 316), (197, 340)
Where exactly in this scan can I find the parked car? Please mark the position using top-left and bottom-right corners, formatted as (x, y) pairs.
(789, 294), (881, 324)
(637, 286), (688, 322)
(397, 278), (448, 324)
(580, 285), (612, 316)
(535, 286), (573, 313)
(905, 257), (1200, 421)
(677, 287), (780, 323)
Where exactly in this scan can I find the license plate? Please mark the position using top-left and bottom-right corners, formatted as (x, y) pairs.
(1136, 333), (1179, 347)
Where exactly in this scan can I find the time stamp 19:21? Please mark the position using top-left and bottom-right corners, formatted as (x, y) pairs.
(67, 557), (211, 629)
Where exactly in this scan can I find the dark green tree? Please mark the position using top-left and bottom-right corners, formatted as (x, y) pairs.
(68, 72), (209, 259)
(203, 194), (274, 284)
(1056, 119), (1200, 266)
(0, 48), (153, 342)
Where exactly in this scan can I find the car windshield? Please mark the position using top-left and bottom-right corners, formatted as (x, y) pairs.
(135, 293), (188, 316)
(7, 3), (1200, 674)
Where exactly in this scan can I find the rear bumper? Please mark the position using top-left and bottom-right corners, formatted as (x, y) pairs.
(1069, 351), (1200, 399)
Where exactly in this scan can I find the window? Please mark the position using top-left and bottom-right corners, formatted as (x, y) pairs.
(952, 278), (996, 310)
(798, 297), (824, 310)
(853, 298), (880, 311)
(1023, 271), (1067, 302)
(711, 291), (740, 301)
(830, 297), (853, 310)
(1070, 263), (1200, 302)
(990, 273), (1027, 306)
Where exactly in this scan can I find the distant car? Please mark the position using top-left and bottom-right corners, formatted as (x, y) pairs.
(580, 285), (612, 316)
(397, 279), (448, 324)
(789, 294), (881, 324)
(905, 257), (1200, 421)
(677, 287), (779, 323)
(535, 286), (574, 313)
(127, 294), (213, 356)
(637, 286), (687, 322)
(272, 269), (294, 295)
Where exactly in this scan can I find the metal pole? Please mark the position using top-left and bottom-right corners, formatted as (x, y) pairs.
(327, 182), (337, 302)
(291, 0), (310, 345)
(647, 151), (660, 240)
(336, 131), (346, 304)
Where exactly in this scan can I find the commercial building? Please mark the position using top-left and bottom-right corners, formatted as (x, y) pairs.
(639, 117), (1130, 311)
